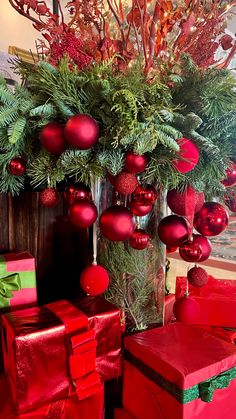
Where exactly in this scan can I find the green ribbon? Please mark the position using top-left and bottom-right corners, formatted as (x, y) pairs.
(0, 273), (21, 303)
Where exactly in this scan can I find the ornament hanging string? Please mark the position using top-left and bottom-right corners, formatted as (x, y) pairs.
(90, 176), (101, 265)
(184, 186), (196, 239)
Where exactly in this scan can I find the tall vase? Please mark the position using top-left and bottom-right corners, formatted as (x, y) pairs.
(98, 180), (166, 331)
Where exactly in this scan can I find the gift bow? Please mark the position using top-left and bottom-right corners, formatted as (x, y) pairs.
(0, 273), (21, 299)
(199, 369), (234, 402)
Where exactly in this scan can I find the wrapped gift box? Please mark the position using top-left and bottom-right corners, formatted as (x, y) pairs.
(114, 408), (136, 419)
(123, 322), (236, 419)
(1, 297), (122, 414)
(176, 276), (236, 328)
(194, 325), (236, 345)
(164, 294), (175, 324)
(0, 374), (104, 419)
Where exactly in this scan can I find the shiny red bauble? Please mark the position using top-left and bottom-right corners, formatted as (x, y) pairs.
(187, 266), (208, 287)
(129, 200), (153, 217)
(64, 114), (99, 150)
(99, 206), (135, 241)
(225, 191), (236, 212)
(68, 198), (97, 228)
(194, 202), (229, 236)
(166, 246), (178, 254)
(167, 185), (204, 216)
(133, 184), (158, 205)
(64, 184), (91, 205)
(40, 122), (66, 155)
(158, 215), (189, 247)
(192, 234), (212, 262)
(173, 138), (199, 173)
(173, 296), (200, 324)
(7, 157), (26, 176)
(39, 188), (59, 207)
(221, 162), (236, 188)
(113, 172), (138, 195)
(80, 264), (109, 296)
(129, 228), (150, 250)
(124, 151), (148, 174)
(179, 239), (202, 262)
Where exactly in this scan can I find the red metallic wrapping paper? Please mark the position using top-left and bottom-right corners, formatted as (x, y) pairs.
(176, 276), (236, 328)
(164, 294), (175, 324)
(193, 325), (236, 345)
(0, 374), (104, 419)
(114, 408), (136, 419)
(1, 296), (121, 414)
(123, 323), (236, 419)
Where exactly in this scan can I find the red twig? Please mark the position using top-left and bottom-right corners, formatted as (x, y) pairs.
(145, 0), (161, 72)
(107, 0), (125, 45)
(8, 0), (43, 26)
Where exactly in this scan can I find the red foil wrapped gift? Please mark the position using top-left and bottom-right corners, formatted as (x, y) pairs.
(114, 408), (135, 419)
(164, 294), (175, 324)
(1, 297), (122, 414)
(123, 322), (236, 419)
(176, 276), (236, 328)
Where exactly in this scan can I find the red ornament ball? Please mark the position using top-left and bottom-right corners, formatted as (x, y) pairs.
(173, 296), (200, 324)
(221, 162), (236, 188)
(68, 198), (97, 228)
(187, 266), (208, 287)
(40, 122), (66, 155)
(129, 228), (150, 250)
(39, 188), (59, 208)
(166, 246), (178, 254)
(179, 239), (202, 262)
(192, 234), (212, 262)
(64, 114), (99, 150)
(133, 184), (158, 205)
(129, 200), (153, 217)
(173, 138), (199, 173)
(99, 206), (135, 241)
(7, 157), (26, 176)
(80, 264), (109, 296)
(167, 185), (204, 216)
(64, 184), (91, 205)
(224, 191), (236, 212)
(158, 215), (189, 247)
(194, 202), (229, 236)
(113, 172), (138, 195)
(124, 151), (148, 174)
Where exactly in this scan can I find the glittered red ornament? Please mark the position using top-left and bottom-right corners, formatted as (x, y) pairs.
(192, 234), (212, 262)
(40, 122), (66, 155)
(129, 228), (150, 250)
(113, 172), (138, 195)
(64, 114), (99, 150)
(69, 198), (97, 228)
(129, 200), (153, 217)
(124, 151), (148, 174)
(167, 185), (204, 216)
(39, 188), (59, 207)
(80, 264), (109, 296)
(173, 138), (199, 173)
(220, 34), (234, 51)
(7, 157), (26, 176)
(133, 184), (158, 205)
(173, 296), (200, 324)
(187, 266), (208, 287)
(179, 239), (202, 262)
(224, 191), (236, 212)
(194, 202), (229, 236)
(158, 215), (189, 247)
(221, 162), (236, 188)
(64, 184), (91, 205)
(99, 206), (135, 241)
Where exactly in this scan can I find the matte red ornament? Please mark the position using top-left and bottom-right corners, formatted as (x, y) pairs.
(40, 122), (66, 155)
(64, 184), (91, 205)
(224, 191), (236, 212)
(221, 162), (236, 188)
(80, 264), (109, 296)
(194, 202), (229, 236)
(173, 296), (200, 324)
(129, 228), (150, 250)
(129, 200), (153, 217)
(124, 151), (148, 174)
(173, 138), (199, 173)
(192, 234), (212, 262)
(68, 198), (97, 228)
(64, 114), (99, 150)
(39, 188), (59, 207)
(187, 266), (208, 287)
(158, 215), (189, 247)
(7, 157), (26, 176)
(167, 185), (204, 216)
(133, 184), (158, 205)
(113, 172), (138, 195)
(179, 239), (202, 262)
(99, 206), (135, 241)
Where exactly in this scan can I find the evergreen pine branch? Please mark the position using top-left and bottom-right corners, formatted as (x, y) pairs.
(0, 169), (25, 195)
(0, 84), (15, 106)
(7, 116), (27, 144)
(29, 103), (55, 118)
(28, 152), (65, 187)
(0, 106), (18, 127)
